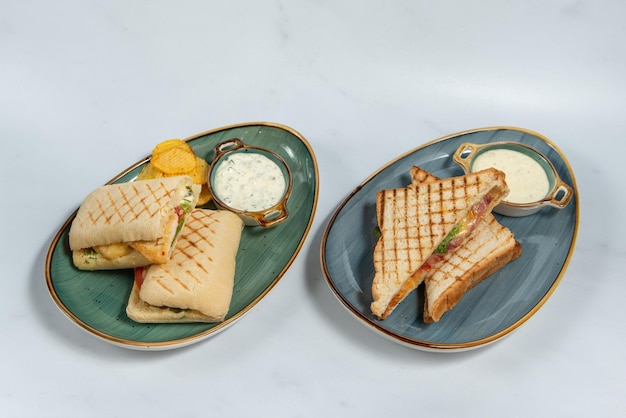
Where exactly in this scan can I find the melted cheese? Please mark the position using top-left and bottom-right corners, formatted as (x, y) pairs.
(93, 243), (133, 260)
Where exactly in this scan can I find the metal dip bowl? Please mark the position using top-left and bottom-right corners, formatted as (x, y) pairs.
(453, 141), (573, 217)
(208, 138), (292, 227)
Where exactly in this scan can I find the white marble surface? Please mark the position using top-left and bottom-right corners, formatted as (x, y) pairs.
(2, 0), (625, 416)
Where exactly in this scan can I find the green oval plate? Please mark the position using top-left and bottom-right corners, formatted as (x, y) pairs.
(45, 122), (319, 350)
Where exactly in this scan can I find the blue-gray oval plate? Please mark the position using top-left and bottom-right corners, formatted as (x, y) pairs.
(320, 126), (578, 352)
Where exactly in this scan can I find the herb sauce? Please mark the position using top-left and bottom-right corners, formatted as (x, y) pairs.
(213, 152), (286, 211)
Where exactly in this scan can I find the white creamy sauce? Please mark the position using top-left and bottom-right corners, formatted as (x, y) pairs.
(213, 152), (286, 211)
(472, 149), (550, 204)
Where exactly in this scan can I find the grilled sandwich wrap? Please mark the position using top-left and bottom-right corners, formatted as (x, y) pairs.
(371, 168), (509, 320)
(409, 166), (521, 322)
(126, 209), (244, 323)
(69, 176), (200, 270)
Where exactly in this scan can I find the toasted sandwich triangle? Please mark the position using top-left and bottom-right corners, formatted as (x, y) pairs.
(408, 167), (521, 323)
(370, 168), (508, 320)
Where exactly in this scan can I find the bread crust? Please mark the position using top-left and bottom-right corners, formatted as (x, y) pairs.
(126, 282), (224, 323)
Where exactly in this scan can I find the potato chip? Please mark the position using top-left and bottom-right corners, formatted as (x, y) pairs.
(141, 139), (211, 205)
(152, 146), (197, 174)
(197, 185), (212, 206)
(136, 162), (165, 180)
(152, 139), (192, 156)
(184, 156), (209, 183)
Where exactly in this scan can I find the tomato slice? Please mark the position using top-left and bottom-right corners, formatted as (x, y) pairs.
(174, 205), (184, 220)
(134, 267), (145, 289)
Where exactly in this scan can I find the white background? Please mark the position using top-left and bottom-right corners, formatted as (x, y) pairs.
(2, 1), (624, 416)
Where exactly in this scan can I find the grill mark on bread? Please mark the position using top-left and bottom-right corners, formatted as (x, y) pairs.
(395, 188), (401, 278)
(124, 183), (141, 220)
(130, 182), (151, 220)
(428, 181), (436, 266)
(376, 190), (386, 280)
(167, 211), (217, 285)
(174, 277), (191, 291)
(84, 181), (169, 226)
(133, 181), (170, 220)
(89, 190), (127, 226)
(155, 279), (174, 295)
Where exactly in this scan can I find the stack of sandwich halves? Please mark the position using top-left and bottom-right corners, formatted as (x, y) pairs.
(68, 175), (244, 323)
(371, 167), (522, 323)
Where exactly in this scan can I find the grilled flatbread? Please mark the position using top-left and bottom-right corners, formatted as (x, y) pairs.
(126, 209), (244, 323)
(408, 167), (521, 323)
(69, 176), (199, 270)
(370, 168), (509, 320)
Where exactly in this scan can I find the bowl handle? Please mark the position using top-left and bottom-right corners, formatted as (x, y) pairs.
(248, 200), (289, 228)
(544, 175), (574, 209)
(212, 138), (246, 161)
(452, 142), (482, 173)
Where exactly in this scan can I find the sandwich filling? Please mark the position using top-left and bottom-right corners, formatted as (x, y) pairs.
(171, 186), (196, 244)
(420, 192), (494, 271)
